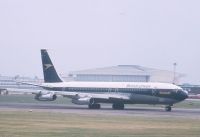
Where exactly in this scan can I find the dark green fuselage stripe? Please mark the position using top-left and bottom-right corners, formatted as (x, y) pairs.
(44, 87), (186, 101)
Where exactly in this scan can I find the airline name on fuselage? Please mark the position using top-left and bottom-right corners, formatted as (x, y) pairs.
(126, 84), (151, 89)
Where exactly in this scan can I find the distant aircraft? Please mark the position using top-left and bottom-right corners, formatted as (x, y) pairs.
(9, 49), (189, 111)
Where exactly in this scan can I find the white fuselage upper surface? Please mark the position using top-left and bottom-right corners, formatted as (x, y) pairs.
(42, 81), (182, 90)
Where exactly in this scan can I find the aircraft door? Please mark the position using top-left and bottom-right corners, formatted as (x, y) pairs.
(152, 88), (158, 96)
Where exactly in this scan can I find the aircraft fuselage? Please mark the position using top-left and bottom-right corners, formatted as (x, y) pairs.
(42, 82), (188, 105)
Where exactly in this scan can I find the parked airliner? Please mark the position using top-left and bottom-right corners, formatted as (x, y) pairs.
(12, 49), (189, 111)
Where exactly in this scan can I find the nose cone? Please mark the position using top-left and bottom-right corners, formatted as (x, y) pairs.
(180, 90), (189, 100)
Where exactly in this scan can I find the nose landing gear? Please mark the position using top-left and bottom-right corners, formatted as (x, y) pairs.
(165, 106), (172, 112)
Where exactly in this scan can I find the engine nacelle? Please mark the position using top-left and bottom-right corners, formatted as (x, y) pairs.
(72, 97), (94, 105)
(35, 93), (57, 101)
(0, 89), (8, 95)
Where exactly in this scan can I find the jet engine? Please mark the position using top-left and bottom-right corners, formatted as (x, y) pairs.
(35, 92), (57, 101)
(72, 97), (94, 105)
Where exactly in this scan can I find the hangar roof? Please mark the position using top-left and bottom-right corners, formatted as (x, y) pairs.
(69, 65), (163, 76)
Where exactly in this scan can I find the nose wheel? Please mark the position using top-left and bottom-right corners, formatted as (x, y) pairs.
(165, 106), (172, 112)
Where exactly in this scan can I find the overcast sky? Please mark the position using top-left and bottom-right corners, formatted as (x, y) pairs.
(0, 0), (199, 84)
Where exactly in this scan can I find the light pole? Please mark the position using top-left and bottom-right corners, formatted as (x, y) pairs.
(173, 63), (177, 84)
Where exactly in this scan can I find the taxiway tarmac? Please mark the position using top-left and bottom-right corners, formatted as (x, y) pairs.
(0, 103), (200, 118)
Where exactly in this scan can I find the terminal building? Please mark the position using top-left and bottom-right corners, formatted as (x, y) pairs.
(65, 65), (184, 84)
(0, 75), (42, 94)
(181, 84), (200, 95)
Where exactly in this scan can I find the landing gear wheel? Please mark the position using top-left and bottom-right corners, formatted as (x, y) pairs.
(88, 104), (101, 109)
(112, 103), (124, 110)
(165, 106), (172, 112)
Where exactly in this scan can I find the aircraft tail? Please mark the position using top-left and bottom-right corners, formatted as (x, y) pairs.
(41, 49), (63, 83)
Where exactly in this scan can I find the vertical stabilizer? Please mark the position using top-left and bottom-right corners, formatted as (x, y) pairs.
(41, 49), (63, 83)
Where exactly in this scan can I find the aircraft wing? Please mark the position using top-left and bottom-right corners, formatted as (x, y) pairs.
(15, 81), (44, 88)
(5, 88), (130, 101)
(5, 88), (46, 95)
(54, 91), (130, 100)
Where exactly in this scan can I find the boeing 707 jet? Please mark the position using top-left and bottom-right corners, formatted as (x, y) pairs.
(9, 49), (189, 111)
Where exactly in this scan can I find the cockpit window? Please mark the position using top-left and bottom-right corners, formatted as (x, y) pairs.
(173, 89), (179, 92)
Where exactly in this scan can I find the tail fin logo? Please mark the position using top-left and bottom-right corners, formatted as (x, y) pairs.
(44, 64), (53, 70)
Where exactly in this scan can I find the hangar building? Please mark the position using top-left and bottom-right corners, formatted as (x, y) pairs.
(66, 65), (184, 84)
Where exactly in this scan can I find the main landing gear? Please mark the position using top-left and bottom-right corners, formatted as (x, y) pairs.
(165, 106), (172, 112)
(112, 103), (124, 110)
(88, 103), (125, 110)
(88, 104), (101, 109)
